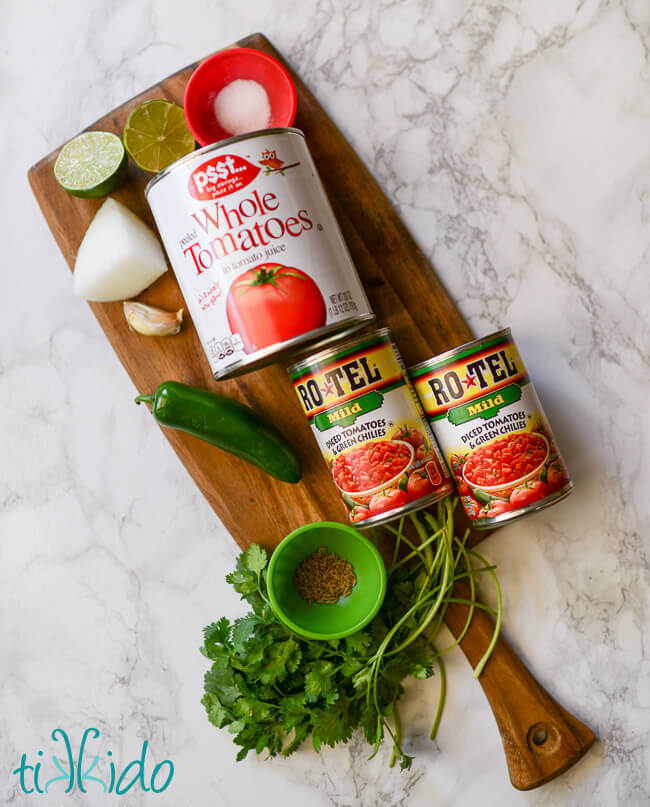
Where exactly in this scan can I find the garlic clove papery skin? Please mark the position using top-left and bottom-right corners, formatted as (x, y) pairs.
(123, 301), (183, 336)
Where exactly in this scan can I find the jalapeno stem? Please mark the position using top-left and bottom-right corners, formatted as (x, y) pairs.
(134, 394), (154, 405)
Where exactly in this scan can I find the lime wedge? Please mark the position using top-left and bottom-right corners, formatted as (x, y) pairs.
(123, 100), (195, 173)
(54, 131), (127, 198)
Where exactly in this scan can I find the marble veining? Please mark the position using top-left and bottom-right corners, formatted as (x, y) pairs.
(2, 1), (649, 805)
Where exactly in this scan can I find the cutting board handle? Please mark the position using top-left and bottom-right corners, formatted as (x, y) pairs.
(444, 583), (596, 790)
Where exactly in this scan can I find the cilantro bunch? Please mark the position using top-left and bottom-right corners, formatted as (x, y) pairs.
(201, 498), (501, 770)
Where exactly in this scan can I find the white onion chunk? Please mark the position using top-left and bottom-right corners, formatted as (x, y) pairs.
(73, 198), (167, 302)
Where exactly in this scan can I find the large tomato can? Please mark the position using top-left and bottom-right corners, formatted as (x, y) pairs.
(290, 328), (454, 528)
(145, 128), (374, 379)
(409, 328), (573, 529)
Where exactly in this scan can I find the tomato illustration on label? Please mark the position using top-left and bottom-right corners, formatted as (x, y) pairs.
(509, 480), (549, 508)
(545, 459), (569, 493)
(407, 470), (435, 500)
(226, 263), (326, 353)
(368, 488), (410, 517)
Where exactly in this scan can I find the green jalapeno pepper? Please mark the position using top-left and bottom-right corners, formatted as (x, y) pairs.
(135, 381), (301, 483)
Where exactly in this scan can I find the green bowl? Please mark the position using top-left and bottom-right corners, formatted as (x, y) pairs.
(267, 522), (387, 640)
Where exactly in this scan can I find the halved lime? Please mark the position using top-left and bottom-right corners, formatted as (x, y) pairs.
(123, 100), (195, 173)
(54, 131), (127, 198)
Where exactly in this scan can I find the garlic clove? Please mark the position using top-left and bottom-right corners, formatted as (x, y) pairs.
(123, 301), (183, 336)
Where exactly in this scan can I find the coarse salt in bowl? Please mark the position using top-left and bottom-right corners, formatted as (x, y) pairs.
(183, 47), (297, 146)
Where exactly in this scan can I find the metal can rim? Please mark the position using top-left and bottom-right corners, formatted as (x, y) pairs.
(288, 326), (393, 377)
(471, 481), (574, 529)
(355, 487), (454, 530)
(408, 327), (513, 375)
(144, 126), (305, 197)
(215, 314), (375, 380)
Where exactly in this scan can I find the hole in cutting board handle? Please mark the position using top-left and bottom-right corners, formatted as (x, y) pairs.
(533, 728), (548, 745)
(527, 722), (560, 754)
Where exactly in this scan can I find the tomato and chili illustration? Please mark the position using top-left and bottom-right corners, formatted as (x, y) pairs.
(290, 328), (453, 528)
(332, 439), (412, 493)
(410, 328), (572, 529)
(463, 432), (547, 487)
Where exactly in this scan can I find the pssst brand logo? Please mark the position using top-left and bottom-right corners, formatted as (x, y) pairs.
(189, 153), (261, 200)
(11, 727), (174, 797)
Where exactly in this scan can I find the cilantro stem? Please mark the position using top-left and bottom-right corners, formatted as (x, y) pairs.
(468, 549), (503, 679)
(390, 517), (405, 570)
(439, 598), (497, 617)
(430, 651), (446, 741)
(383, 523), (429, 568)
(387, 510), (453, 657)
(389, 526), (444, 573)
(389, 702), (403, 768)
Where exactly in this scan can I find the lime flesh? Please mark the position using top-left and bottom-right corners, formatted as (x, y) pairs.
(54, 131), (127, 198)
(123, 100), (195, 173)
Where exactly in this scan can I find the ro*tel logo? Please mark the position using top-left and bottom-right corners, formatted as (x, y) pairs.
(11, 727), (174, 796)
(189, 154), (261, 200)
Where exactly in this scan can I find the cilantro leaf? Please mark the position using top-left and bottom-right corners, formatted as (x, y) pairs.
(282, 721), (310, 757)
(344, 631), (372, 656)
(242, 544), (267, 575)
(204, 616), (231, 645)
(201, 692), (231, 728)
(260, 638), (301, 685)
(311, 695), (354, 750)
(231, 614), (263, 653)
(225, 569), (258, 597)
(304, 660), (337, 703)
(204, 658), (242, 706)
(341, 657), (364, 677)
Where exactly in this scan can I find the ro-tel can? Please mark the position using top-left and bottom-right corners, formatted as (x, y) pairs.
(409, 328), (573, 529)
(145, 128), (374, 379)
(290, 328), (454, 529)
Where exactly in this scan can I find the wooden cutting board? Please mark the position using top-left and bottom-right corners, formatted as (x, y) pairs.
(28, 33), (473, 551)
(28, 32), (594, 790)
(29, 34), (472, 548)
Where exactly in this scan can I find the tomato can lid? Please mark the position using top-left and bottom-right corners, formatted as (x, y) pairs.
(288, 326), (393, 378)
(144, 126), (305, 197)
(408, 327), (513, 375)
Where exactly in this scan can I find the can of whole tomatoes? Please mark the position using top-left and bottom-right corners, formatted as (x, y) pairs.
(290, 328), (453, 528)
(409, 328), (573, 529)
(145, 128), (374, 379)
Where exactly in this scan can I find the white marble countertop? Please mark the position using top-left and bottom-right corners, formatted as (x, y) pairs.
(2, 1), (649, 805)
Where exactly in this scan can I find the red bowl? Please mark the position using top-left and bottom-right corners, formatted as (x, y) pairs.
(183, 47), (297, 146)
